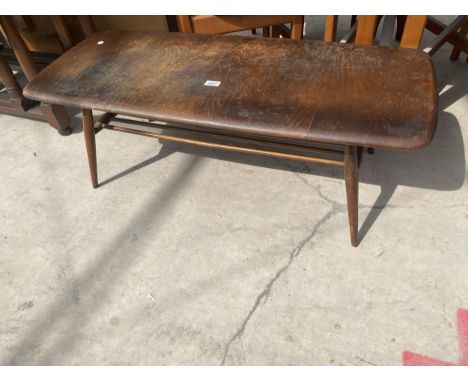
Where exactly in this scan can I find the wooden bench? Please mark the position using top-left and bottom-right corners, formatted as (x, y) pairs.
(23, 31), (438, 246)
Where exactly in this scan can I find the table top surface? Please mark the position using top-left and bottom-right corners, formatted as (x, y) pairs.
(24, 31), (438, 149)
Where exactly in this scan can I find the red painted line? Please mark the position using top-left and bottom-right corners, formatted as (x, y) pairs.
(403, 351), (455, 366)
(403, 309), (468, 366)
(458, 309), (468, 364)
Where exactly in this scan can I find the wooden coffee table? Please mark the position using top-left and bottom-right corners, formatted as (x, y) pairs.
(23, 31), (438, 246)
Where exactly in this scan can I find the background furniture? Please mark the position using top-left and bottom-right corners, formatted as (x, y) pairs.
(424, 16), (468, 61)
(0, 16), (73, 54)
(176, 15), (304, 39)
(0, 16), (71, 135)
(325, 15), (467, 62)
(323, 15), (428, 157)
(0, 15), (171, 136)
(324, 15), (427, 48)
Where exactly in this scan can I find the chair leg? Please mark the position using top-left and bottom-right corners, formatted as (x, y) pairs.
(291, 16), (304, 39)
(450, 45), (462, 61)
(395, 15), (407, 41)
(41, 103), (72, 136)
(272, 25), (280, 38)
(345, 145), (359, 247)
(78, 15), (97, 38)
(424, 15), (467, 56)
(82, 109), (98, 188)
(0, 55), (30, 112)
(324, 15), (338, 42)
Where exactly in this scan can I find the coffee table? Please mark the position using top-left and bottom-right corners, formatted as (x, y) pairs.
(23, 31), (438, 246)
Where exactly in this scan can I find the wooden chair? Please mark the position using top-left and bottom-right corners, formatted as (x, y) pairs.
(0, 16), (70, 135)
(176, 15), (304, 40)
(0, 16), (75, 55)
(0, 16), (96, 135)
(425, 16), (468, 62)
(324, 15), (427, 49)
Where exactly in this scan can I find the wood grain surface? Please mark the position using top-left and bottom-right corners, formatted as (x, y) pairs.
(23, 31), (438, 150)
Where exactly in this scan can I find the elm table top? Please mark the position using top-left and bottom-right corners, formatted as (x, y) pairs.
(24, 31), (438, 150)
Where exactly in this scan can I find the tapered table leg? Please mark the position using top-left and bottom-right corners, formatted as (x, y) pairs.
(82, 109), (98, 188)
(344, 145), (359, 247)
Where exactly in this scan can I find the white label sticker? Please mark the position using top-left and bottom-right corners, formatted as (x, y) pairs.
(204, 80), (221, 87)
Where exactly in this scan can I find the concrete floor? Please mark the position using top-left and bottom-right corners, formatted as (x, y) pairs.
(0, 16), (467, 365)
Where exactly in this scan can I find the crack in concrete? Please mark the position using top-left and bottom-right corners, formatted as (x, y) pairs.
(287, 164), (467, 211)
(289, 165), (405, 211)
(292, 169), (389, 210)
(356, 356), (377, 366)
(221, 204), (340, 365)
(220, 157), (462, 364)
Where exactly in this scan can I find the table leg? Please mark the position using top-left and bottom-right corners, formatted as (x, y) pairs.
(345, 145), (359, 247)
(82, 109), (98, 188)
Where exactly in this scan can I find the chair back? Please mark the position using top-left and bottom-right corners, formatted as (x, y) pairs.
(176, 15), (304, 39)
(325, 15), (427, 49)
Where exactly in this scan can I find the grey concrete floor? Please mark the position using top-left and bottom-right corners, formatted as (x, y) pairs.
(0, 16), (467, 365)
